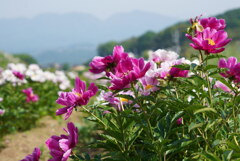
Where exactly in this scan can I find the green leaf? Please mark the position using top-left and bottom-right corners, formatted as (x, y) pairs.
(184, 104), (205, 114)
(204, 54), (226, 61)
(194, 107), (217, 114)
(171, 111), (184, 123)
(115, 94), (135, 101)
(188, 122), (204, 132)
(199, 152), (222, 161)
(97, 76), (111, 80)
(223, 150), (233, 161)
(157, 121), (165, 138)
(97, 84), (108, 91)
(204, 65), (218, 71)
(173, 64), (190, 70)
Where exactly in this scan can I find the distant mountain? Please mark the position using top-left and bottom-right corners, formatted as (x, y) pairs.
(0, 11), (179, 63)
(98, 8), (240, 59)
(34, 43), (96, 66)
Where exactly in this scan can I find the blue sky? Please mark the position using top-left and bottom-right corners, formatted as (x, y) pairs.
(1, 0), (240, 19)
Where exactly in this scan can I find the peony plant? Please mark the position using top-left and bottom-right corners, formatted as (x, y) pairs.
(20, 16), (240, 161)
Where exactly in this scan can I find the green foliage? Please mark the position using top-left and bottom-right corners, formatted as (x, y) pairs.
(14, 53), (38, 64)
(72, 52), (240, 160)
(0, 82), (59, 137)
(0, 52), (22, 68)
(0, 81), (61, 138)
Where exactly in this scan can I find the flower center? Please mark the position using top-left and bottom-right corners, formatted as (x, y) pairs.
(120, 98), (129, 103)
(206, 38), (216, 46)
(74, 92), (82, 97)
(145, 84), (154, 90)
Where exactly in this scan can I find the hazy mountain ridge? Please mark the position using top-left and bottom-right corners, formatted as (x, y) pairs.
(0, 11), (179, 53)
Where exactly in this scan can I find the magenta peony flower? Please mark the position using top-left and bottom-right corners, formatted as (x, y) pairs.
(200, 17), (226, 31)
(218, 57), (240, 83)
(0, 109), (5, 115)
(176, 118), (183, 125)
(89, 45), (128, 75)
(186, 27), (232, 54)
(22, 88), (39, 103)
(46, 122), (78, 161)
(168, 58), (189, 78)
(20, 147), (41, 161)
(218, 57), (238, 77)
(13, 70), (25, 80)
(56, 77), (98, 120)
(109, 57), (151, 90)
(169, 67), (189, 78)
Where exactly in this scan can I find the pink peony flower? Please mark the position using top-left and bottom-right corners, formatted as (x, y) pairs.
(46, 122), (78, 161)
(22, 88), (39, 103)
(103, 110), (111, 114)
(139, 76), (159, 95)
(89, 45), (128, 75)
(218, 57), (240, 83)
(12, 70), (25, 80)
(214, 81), (231, 92)
(56, 77), (98, 120)
(109, 57), (151, 90)
(200, 17), (226, 31)
(0, 109), (5, 115)
(20, 147), (41, 161)
(190, 16), (226, 32)
(102, 91), (134, 111)
(176, 118), (183, 125)
(150, 49), (178, 63)
(186, 27), (232, 54)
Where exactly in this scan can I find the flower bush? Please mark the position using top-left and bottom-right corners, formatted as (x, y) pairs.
(20, 16), (240, 161)
(0, 63), (73, 138)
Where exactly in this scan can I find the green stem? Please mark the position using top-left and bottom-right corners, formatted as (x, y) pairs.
(205, 55), (213, 106)
(206, 74), (213, 106)
(232, 92), (239, 131)
(147, 118), (154, 141)
(81, 106), (107, 128)
(174, 86), (179, 99)
(199, 50), (206, 106)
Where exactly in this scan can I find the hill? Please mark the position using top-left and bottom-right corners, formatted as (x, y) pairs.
(0, 52), (22, 68)
(97, 8), (240, 60)
(0, 10), (178, 55)
(34, 43), (96, 66)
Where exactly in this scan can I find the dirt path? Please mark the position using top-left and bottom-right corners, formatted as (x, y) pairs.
(0, 113), (81, 161)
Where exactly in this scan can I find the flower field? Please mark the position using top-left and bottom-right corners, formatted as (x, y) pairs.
(1, 16), (240, 161)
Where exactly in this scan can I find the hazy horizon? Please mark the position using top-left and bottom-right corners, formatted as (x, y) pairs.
(1, 0), (240, 20)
